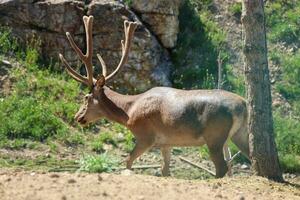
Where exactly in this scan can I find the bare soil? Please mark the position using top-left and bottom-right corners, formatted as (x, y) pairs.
(0, 169), (299, 200)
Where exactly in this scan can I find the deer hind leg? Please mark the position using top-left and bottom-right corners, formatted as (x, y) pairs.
(205, 129), (230, 178)
(126, 137), (155, 170)
(161, 147), (171, 176)
(207, 145), (228, 178)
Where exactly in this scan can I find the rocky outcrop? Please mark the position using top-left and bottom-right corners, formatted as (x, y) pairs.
(0, 0), (174, 93)
(130, 0), (181, 48)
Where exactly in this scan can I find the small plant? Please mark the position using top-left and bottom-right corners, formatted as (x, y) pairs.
(123, 131), (135, 153)
(229, 2), (242, 18)
(78, 154), (117, 173)
(99, 132), (118, 146)
(61, 132), (84, 147)
(91, 140), (104, 153)
(123, 0), (133, 6)
(0, 27), (18, 54)
(198, 146), (210, 159)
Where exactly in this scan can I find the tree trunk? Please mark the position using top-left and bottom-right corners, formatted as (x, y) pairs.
(241, 0), (283, 182)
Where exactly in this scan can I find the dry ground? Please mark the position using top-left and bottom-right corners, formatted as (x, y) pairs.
(0, 169), (299, 200)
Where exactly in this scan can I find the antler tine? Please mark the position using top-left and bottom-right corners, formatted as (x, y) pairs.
(66, 32), (85, 61)
(60, 15), (96, 88)
(83, 16), (94, 87)
(97, 53), (107, 77)
(59, 54), (89, 85)
(105, 20), (138, 81)
(121, 40), (125, 54)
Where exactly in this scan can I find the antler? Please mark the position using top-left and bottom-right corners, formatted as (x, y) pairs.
(97, 20), (138, 81)
(59, 16), (95, 88)
(59, 16), (138, 87)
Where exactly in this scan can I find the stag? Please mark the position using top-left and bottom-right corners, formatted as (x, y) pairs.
(59, 16), (249, 178)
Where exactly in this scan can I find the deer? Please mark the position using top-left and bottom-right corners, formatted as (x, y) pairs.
(59, 15), (249, 178)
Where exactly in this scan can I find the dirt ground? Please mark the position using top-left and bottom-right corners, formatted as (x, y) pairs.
(0, 169), (299, 200)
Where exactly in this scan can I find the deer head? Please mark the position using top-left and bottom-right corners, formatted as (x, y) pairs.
(59, 16), (138, 126)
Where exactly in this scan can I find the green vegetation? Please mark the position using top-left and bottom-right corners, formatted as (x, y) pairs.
(123, 0), (133, 7)
(274, 113), (300, 172)
(78, 154), (117, 173)
(263, 0), (300, 172)
(228, 2), (242, 18)
(0, 32), (76, 144)
(171, 0), (226, 89)
(265, 0), (300, 45)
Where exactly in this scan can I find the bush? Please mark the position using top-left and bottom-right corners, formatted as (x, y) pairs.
(265, 1), (300, 45)
(0, 96), (69, 141)
(275, 51), (300, 100)
(274, 112), (300, 172)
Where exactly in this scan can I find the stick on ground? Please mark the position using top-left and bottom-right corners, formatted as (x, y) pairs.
(179, 156), (216, 176)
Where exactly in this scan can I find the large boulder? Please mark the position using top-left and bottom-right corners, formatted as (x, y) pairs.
(0, 0), (173, 93)
(130, 0), (181, 49)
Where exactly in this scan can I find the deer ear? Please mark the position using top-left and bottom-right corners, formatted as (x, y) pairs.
(95, 74), (105, 89)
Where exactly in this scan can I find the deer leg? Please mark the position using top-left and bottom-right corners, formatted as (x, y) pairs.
(126, 139), (154, 169)
(207, 145), (228, 178)
(161, 147), (171, 176)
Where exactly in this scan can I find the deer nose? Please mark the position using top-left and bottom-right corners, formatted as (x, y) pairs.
(77, 116), (87, 124)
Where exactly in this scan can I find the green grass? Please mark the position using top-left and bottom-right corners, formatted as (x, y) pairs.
(0, 154), (77, 171)
(228, 2), (242, 17)
(78, 154), (117, 173)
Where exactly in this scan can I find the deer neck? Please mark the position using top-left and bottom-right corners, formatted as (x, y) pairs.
(100, 86), (139, 126)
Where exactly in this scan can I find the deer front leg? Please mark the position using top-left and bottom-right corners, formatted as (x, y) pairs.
(126, 138), (154, 169)
(161, 147), (171, 176)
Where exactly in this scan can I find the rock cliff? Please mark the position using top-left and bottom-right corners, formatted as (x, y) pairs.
(0, 0), (181, 93)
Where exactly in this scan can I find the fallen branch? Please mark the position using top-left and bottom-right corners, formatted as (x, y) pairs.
(228, 151), (241, 164)
(116, 164), (162, 170)
(179, 156), (216, 176)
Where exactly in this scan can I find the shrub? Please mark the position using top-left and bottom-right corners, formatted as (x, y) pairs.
(265, 1), (300, 45)
(0, 96), (69, 141)
(275, 51), (300, 100)
(273, 112), (300, 172)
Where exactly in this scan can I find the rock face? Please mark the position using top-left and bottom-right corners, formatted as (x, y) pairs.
(131, 0), (181, 49)
(0, 0), (174, 93)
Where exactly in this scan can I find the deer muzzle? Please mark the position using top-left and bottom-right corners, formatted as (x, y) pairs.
(75, 111), (87, 125)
